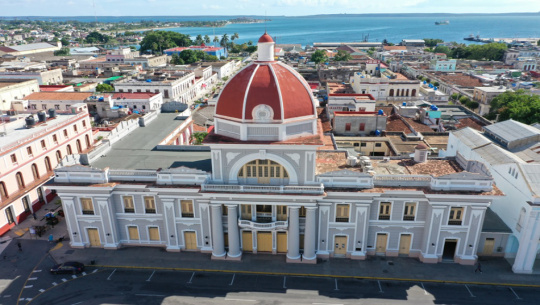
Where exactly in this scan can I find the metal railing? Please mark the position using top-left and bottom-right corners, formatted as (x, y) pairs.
(201, 183), (324, 195)
(238, 219), (288, 230)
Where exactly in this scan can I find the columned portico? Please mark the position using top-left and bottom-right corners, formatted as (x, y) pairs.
(302, 206), (317, 263)
(227, 204), (242, 260)
(287, 206), (301, 263)
(512, 209), (540, 273)
(210, 204), (226, 259)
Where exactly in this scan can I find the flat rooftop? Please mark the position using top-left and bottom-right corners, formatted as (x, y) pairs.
(1, 113), (81, 152)
(92, 113), (211, 171)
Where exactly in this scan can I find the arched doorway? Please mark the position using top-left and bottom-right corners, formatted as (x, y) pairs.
(76, 139), (82, 153)
(31, 163), (40, 180)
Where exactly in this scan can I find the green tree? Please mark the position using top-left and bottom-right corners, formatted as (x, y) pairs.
(60, 37), (70, 46)
(465, 100), (480, 110)
(179, 49), (198, 64)
(459, 96), (471, 104)
(232, 32), (239, 41)
(194, 34), (204, 45)
(204, 35), (211, 44)
(366, 47), (376, 56)
(450, 93), (460, 101)
(310, 49), (328, 64)
(245, 46), (257, 54)
(333, 50), (352, 62)
(486, 90), (540, 124)
(53, 47), (71, 56)
(220, 34), (229, 48)
(450, 43), (507, 61)
(213, 35), (219, 46)
(424, 38), (444, 48)
(139, 31), (191, 54)
(171, 54), (185, 65)
(433, 45), (451, 56)
(432, 81), (440, 87)
(85, 31), (110, 44)
(191, 132), (208, 145)
(96, 83), (114, 92)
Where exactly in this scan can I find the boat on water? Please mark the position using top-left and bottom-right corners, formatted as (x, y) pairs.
(464, 34), (480, 41)
(435, 20), (450, 25)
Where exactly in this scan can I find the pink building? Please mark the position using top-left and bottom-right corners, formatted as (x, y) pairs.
(0, 105), (93, 235)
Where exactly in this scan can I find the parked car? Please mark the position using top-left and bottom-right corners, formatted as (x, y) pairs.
(50, 262), (85, 274)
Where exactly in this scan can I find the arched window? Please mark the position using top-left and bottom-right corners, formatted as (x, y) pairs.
(406, 89), (410, 96)
(85, 134), (91, 148)
(238, 159), (289, 184)
(411, 89), (417, 97)
(0, 181), (7, 200)
(66, 145), (72, 155)
(31, 163), (40, 180)
(389, 89), (394, 97)
(55, 150), (62, 163)
(76, 139), (82, 153)
(16, 172), (25, 189)
(45, 156), (52, 172)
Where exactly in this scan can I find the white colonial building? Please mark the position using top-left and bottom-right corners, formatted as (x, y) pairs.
(50, 33), (507, 266)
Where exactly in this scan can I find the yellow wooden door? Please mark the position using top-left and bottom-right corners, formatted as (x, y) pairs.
(376, 234), (388, 253)
(277, 232), (287, 253)
(224, 232), (229, 248)
(482, 238), (495, 255)
(242, 231), (253, 252)
(184, 232), (197, 250)
(128, 226), (139, 240)
(257, 232), (273, 252)
(87, 228), (101, 247)
(148, 227), (160, 241)
(399, 234), (411, 255)
(334, 236), (347, 255)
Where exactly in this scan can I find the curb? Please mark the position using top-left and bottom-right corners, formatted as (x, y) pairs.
(91, 264), (540, 288)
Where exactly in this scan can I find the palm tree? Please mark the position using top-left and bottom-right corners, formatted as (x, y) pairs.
(232, 32), (239, 41)
(220, 33), (229, 48)
(204, 35), (211, 44)
(213, 35), (219, 47)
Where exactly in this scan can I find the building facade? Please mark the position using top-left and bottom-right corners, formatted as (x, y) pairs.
(0, 79), (39, 111)
(51, 33), (502, 267)
(0, 105), (93, 235)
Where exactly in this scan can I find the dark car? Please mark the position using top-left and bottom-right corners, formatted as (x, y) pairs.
(50, 262), (85, 274)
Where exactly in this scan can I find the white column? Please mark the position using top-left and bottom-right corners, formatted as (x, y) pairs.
(513, 209), (540, 273)
(302, 207), (317, 262)
(287, 207), (300, 261)
(211, 204), (226, 258)
(227, 205), (241, 258)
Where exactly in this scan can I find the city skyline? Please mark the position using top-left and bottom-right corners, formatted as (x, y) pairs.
(1, 0), (540, 17)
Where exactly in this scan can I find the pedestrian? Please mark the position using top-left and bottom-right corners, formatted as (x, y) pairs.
(29, 227), (36, 239)
(474, 262), (482, 273)
(48, 234), (54, 243)
(32, 212), (37, 220)
(17, 242), (22, 252)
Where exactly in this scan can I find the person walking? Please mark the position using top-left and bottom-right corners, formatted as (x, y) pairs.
(17, 242), (22, 252)
(32, 212), (37, 220)
(48, 234), (54, 243)
(474, 262), (482, 273)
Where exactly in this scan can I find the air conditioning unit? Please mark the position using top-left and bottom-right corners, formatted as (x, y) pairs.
(383, 157), (390, 162)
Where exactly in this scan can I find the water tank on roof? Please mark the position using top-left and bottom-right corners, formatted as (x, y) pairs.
(378, 109), (384, 115)
(346, 156), (358, 166)
(146, 79), (152, 82)
(98, 97), (104, 101)
(25, 116), (36, 128)
(37, 111), (47, 122)
(375, 130), (381, 136)
(402, 102), (407, 106)
(48, 108), (56, 118)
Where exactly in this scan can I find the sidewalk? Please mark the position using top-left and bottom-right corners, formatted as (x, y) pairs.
(4, 199), (540, 287)
(0, 197), (67, 255)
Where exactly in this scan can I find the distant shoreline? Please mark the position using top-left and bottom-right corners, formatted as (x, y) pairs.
(2, 12), (540, 19)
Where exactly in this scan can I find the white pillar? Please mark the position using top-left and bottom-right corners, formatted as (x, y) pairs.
(227, 205), (241, 258)
(211, 204), (226, 258)
(287, 207), (301, 262)
(513, 209), (540, 273)
(302, 207), (317, 263)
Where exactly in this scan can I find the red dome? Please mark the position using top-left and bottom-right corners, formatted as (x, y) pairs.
(258, 32), (274, 43)
(215, 62), (317, 122)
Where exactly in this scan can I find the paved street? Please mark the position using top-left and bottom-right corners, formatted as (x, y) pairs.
(6, 265), (539, 305)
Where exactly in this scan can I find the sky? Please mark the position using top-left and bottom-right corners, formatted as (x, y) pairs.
(1, 0), (540, 16)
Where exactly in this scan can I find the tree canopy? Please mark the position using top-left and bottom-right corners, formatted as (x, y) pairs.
(96, 83), (114, 92)
(140, 31), (192, 54)
(486, 90), (540, 124)
(53, 47), (70, 56)
(334, 50), (352, 62)
(85, 31), (111, 44)
(311, 49), (328, 64)
(449, 43), (507, 61)
(424, 38), (444, 48)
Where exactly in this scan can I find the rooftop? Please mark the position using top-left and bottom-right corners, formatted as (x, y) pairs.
(91, 113), (211, 171)
(1, 112), (85, 154)
(483, 119), (540, 144)
(23, 92), (92, 101)
(111, 92), (159, 100)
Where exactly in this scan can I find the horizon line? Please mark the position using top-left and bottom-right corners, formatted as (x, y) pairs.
(1, 12), (540, 18)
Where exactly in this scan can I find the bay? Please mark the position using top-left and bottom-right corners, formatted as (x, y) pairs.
(9, 15), (540, 46)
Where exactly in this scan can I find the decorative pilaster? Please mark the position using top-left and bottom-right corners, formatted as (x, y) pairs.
(302, 207), (317, 264)
(227, 204), (242, 260)
(61, 196), (84, 248)
(211, 204), (226, 259)
(287, 206), (301, 263)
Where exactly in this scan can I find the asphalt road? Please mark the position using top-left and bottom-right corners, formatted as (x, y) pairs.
(1, 239), (538, 305)
(11, 266), (539, 305)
